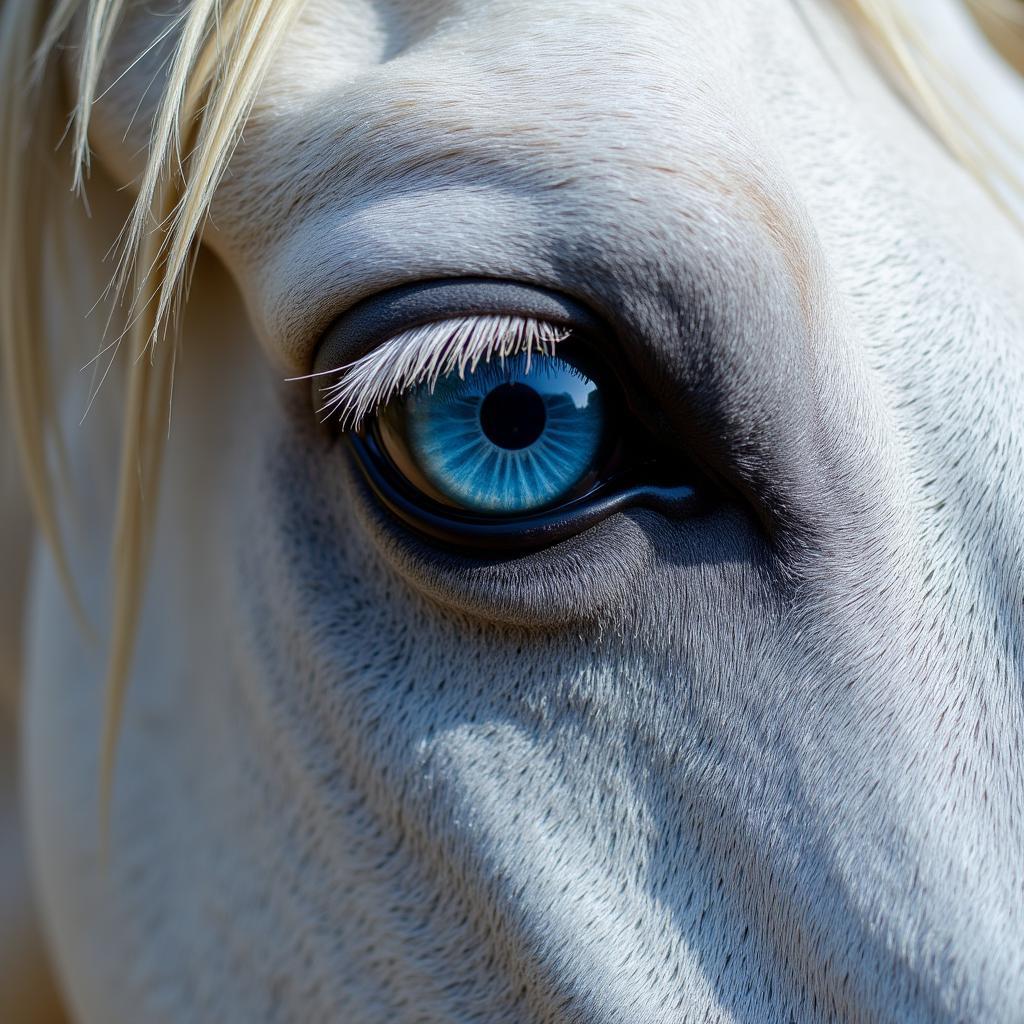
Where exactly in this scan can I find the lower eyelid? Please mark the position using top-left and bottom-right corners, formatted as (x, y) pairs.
(348, 429), (700, 552)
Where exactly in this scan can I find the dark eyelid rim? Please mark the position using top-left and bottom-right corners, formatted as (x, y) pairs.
(348, 431), (700, 552)
(311, 278), (605, 391)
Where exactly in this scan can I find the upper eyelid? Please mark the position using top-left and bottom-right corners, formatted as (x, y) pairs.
(309, 315), (571, 431)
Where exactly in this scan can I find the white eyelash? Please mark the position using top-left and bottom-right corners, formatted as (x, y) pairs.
(315, 315), (571, 430)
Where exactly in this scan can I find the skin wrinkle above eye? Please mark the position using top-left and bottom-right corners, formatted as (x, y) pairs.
(221, 169), (821, 375)
(202, 12), (822, 371)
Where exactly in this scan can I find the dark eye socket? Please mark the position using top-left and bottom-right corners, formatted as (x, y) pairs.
(312, 280), (701, 552)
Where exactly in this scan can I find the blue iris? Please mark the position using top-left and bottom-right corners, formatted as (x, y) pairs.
(395, 352), (605, 514)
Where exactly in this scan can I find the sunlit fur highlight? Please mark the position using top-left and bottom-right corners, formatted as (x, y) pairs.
(313, 317), (571, 431)
(0, 0), (1022, 803)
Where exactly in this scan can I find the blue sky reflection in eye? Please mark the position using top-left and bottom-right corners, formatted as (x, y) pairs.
(403, 352), (604, 513)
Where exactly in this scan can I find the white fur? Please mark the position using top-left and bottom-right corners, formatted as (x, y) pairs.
(17, 1), (1024, 1021)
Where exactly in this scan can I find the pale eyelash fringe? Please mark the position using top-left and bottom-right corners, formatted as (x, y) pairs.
(317, 315), (571, 430)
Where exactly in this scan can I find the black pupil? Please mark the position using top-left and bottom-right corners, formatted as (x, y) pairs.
(478, 383), (547, 450)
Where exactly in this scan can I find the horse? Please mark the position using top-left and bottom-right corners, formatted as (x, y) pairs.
(2, 0), (1023, 1020)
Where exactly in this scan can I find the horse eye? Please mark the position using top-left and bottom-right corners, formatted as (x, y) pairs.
(373, 351), (609, 515)
(317, 279), (701, 551)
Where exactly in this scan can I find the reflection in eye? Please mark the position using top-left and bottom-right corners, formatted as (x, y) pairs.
(377, 351), (606, 514)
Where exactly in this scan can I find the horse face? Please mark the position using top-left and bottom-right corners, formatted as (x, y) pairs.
(26, 1), (1024, 1021)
